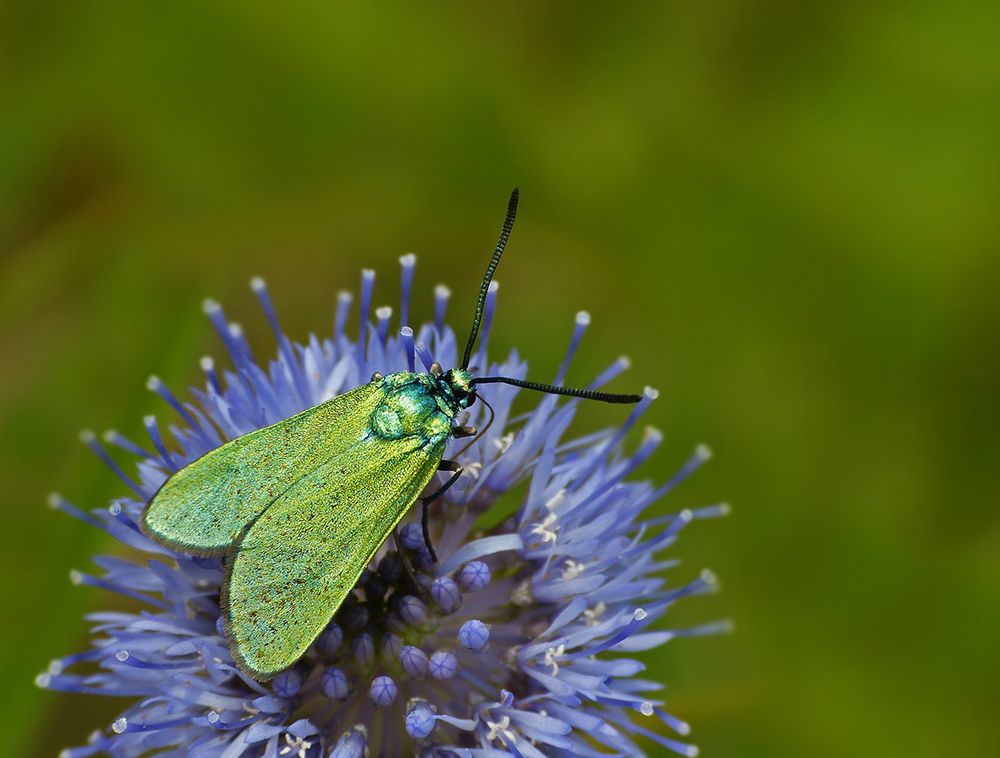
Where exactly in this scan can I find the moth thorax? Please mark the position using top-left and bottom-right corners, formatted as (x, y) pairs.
(441, 368), (475, 410)
(370, 385), (444, 440)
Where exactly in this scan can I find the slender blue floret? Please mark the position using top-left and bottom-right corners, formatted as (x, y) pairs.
(40, 256), (727, 756)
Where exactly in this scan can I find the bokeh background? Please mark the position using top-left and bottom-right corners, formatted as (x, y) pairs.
(2, 3), (998, 756)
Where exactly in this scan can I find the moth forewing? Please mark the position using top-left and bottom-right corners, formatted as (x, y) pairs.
(140, 381), (384, 555)
(221, 432), (446, 680)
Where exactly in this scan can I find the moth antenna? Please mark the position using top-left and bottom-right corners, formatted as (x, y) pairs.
(471, 376), (641, 404)
(461, 188), (519, 370)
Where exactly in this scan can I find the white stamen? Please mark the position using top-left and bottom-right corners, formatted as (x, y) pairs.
(199, 356), (214, 371)
(145, 375), (162, 391)
(202, 298), (221, 314)
(399, 252), (416, 266)
(78, 429), (95, 443)
(115, 650), (129, 662)
(695, 443), (713, 461)
(576, 310), (591, 325)
(35, 672), (51, 688)
(375, 306), (392, 320)
(102, 429), (117, 443)
(280, 733), (313, 758)
(634, 607), (648, 621)
(640, 701), (654, 716)
(46, 493), (61, 509)
(510, 580), (533, 607)
(583, 602), (607, 626)
(250, 276), (265, 292)
(561, 560), (586, 581)
(493, 432), (515, 454)
(544, 489), (566, 511)
(241, 700), (260, 716)
(435, 284), (451, 299)
(543, 644), (565, 676)
(487, 280), (499, 294)
(400, 326), (413, 337)
(69, 570), (83, 585)
(643, 386), (660, 400)
(530, 512), (559, 545)
(485, 714), (513, 744)
(503, 645), (521, 667)
(111, 717), (127, 734)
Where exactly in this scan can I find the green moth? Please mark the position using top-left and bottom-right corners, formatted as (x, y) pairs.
(140, 189), (641, 680)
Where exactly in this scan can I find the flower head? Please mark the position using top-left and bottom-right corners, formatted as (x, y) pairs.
(40, 254), (727, 756)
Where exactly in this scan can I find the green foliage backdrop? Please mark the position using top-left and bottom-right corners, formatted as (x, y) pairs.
(2, 3), (998, 756)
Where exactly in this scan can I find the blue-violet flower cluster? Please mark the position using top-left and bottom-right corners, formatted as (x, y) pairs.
(40, 254), (727, 756)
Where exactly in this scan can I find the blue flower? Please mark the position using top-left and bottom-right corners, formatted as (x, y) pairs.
(39, 255), (728, 756)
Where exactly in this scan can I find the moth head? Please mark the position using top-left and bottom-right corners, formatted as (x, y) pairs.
(442, 368), (476, 409)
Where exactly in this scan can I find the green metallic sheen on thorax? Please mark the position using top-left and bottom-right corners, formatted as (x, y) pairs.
(370, 372), (457, 443)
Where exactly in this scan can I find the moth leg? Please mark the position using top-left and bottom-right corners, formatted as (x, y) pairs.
(421, 459), (463, 562)
(393, 528), (422, 595)
(452, 425), (476, 438)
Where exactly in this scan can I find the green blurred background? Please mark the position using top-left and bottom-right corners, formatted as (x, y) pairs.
(2, 2), (998, 756)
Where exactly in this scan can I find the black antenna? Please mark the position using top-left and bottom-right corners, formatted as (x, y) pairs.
(472, 376), (642, 404)
(461, 188), (519, 369)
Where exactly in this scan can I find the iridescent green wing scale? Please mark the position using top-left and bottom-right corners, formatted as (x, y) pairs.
(140, 382), (385, 555)
(222, 433), (446, 680)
